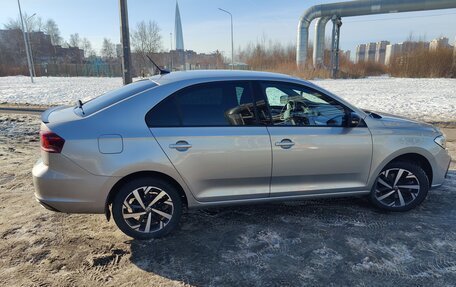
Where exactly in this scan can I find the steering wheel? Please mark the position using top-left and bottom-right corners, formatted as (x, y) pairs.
(282, 100), (310, 125)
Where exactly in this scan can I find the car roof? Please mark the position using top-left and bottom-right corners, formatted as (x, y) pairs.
(148, 70), (308, 86)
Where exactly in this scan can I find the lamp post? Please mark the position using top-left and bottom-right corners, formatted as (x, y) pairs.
(26, 13), (36, 77)
(218, 8), (234, 70)
(17, 0), (34, 83)
(170, 32), (173, 70)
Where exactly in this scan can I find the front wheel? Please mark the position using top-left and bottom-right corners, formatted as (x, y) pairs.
(112, 178), (182, 239)
(369, 161), (429, 212)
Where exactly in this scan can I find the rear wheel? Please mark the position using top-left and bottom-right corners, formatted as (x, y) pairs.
(370, 161), (429, 212)
(112, 178), (182, 239)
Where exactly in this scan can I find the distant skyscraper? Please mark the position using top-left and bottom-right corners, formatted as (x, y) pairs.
(355, 44), (366, 63)
(429, 37), (450, 51)
(385, 43), (402, 65)
(365, 42), (377, 62)
(375, 41), (390, 65)
(174, 2), (184, 51)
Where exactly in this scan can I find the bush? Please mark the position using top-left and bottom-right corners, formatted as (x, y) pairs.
(388, 47), (455, 78)
(238, 40), (455, 79)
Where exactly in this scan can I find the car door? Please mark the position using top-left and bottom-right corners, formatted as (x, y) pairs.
(256, 81), (373, 196)
(147, 81), (272, 202)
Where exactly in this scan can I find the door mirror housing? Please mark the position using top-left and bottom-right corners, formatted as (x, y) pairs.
(280, 95), (289, 104)
(346, 112), (362, 128)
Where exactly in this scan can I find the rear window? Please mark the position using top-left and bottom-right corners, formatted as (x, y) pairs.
(78, 80), (157, 115)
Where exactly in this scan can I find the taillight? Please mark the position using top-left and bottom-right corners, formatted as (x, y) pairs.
(40, 131), (65, 153)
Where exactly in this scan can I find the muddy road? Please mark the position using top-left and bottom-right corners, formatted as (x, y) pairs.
(0, 114), (455, 286)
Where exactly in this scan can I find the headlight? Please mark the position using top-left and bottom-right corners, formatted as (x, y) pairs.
(434, 135), (446, 149)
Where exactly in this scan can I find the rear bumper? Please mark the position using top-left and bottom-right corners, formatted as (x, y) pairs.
(32, 157), (118, 214)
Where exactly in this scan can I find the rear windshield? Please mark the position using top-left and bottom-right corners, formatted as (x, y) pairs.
(78, 80), (157, 115)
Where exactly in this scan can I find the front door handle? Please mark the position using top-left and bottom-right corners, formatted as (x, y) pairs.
(169, 140), (192, 151)
(275, 139), (295, 149)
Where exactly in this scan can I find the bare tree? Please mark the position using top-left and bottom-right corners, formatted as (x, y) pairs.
(131, 20), (162, 56)
(3, 17), (21, 30)
(4, 12), (38, 31)
(69, 33), (80, 47)
(101, 38), (116, 59)
(81, 38), (96, 58)
(35, 16), (43, 31)
(44, 19), (62, 46)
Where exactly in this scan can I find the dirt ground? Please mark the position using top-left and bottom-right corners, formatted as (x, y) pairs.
(0, 113), (455, 287)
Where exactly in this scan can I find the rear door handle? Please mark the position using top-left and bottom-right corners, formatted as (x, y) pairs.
(169, 141), (192, 151)
(275, 139), (295, 149)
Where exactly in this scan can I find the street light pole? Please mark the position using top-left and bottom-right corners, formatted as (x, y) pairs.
(17, 0), (34, 83)
(170, 32), (173, 51)
(26, 13), (36, 77)
(170, 32), (173, 70)
(218, 8), (234, 70)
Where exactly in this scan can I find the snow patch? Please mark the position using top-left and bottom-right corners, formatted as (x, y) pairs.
(0, 76), (455, 122)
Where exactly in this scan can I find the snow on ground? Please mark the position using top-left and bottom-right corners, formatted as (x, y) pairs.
(0, 76), (124, 105)
(0, 75), (455, 122)
(312, 77), (456, 123)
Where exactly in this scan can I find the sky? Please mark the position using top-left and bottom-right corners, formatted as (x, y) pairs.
(1, 0), (456, 59)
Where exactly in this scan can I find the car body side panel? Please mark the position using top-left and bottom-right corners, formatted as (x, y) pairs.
(32, 154), (119, 213)
(45, 84), (199, 207)
(364, 116), (451, 189)
(268, 126), (373, 195)
(150, 127), (272, 202)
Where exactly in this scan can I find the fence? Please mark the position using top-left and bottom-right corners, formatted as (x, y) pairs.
(0, 63), (123, 77)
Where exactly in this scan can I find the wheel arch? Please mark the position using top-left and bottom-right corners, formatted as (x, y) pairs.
(388, 153), (433, 186)
(104, 170), (189, 221)
(369, 150), (434, 190)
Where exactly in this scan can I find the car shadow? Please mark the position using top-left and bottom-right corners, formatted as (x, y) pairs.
(129, 171), (456, 286)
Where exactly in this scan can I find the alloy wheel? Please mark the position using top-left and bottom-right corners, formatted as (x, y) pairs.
(374, 168), (421, 208)
(122, 186), (174, 233)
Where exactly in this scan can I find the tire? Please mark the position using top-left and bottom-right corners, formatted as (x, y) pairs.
(112, 177), (182, 239)
(369, 161), (429, 212)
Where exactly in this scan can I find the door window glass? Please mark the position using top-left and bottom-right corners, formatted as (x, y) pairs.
(260, 82), (347, 127)
(145, 96), (180, 127)
(146, 82), (258, 127)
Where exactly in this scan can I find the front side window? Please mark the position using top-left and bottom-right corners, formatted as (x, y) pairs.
(146, 81), (258, 127)
(260, 82), (347, 127)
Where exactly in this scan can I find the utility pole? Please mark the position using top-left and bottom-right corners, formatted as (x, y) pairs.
(218, 8), (234, 70)
(330, 15), (342, 79)
(17, 0), (34, 83)
(26, 13), (36, 77)
(119, 0), (132, 85)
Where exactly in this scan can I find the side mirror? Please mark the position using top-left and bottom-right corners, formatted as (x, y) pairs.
(280, 95), (289, 104)
(346, 112), (361, 128)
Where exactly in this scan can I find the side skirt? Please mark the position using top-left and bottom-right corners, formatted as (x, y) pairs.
(187, 190), (370, 209)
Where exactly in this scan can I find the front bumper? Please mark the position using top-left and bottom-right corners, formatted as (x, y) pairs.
(32, 156), (118, 214)
(445, 159), (451, 178)
(431, 147), (451, 188)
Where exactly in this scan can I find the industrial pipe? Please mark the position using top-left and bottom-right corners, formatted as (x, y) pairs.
(297, 0), (456, 67)
(313, 16), (331, 68)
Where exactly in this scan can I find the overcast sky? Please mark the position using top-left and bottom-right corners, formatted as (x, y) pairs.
(1, 0), (455, 58)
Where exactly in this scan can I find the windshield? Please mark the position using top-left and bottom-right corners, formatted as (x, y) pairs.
(78, 80), (157, 116)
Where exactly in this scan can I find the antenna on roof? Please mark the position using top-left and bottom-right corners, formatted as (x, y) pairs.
(145, 55), (170, 75)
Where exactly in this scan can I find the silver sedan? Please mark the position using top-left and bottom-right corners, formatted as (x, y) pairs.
(32, 70), (451, 239)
